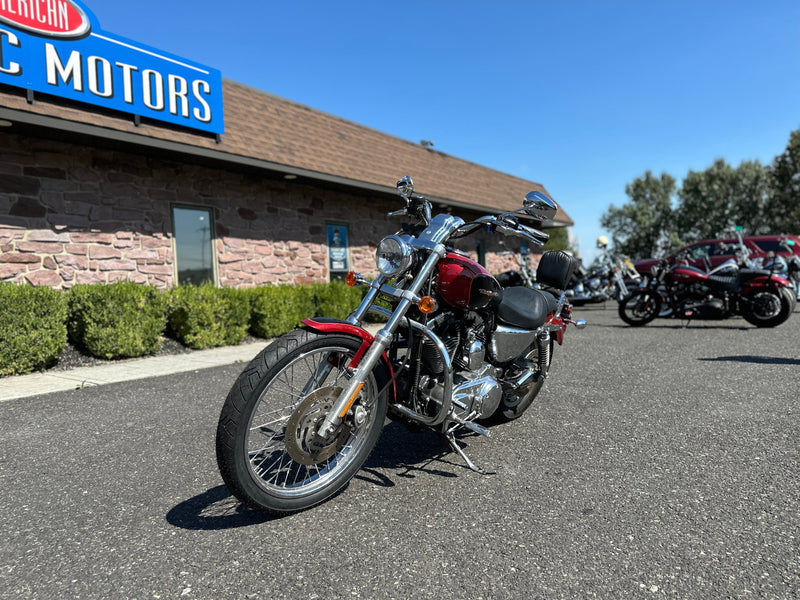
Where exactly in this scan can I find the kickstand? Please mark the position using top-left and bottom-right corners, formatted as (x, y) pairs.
(441, 432), (495, 475)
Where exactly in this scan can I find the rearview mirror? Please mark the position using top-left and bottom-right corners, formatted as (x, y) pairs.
(523, 190), (557, 221)
(396, 176), (414, 200)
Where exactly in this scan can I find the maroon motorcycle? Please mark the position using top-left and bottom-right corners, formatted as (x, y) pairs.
(216, 176), (585, 515)
(618, 256), (794, 327)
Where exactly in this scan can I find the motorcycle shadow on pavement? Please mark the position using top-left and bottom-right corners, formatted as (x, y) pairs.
(165, 423), (481, 530)
(166, 485), (275, 529)
(605, 320), (751, 331)
(698, 355), (800, 365)
(357, 421), (478, 487)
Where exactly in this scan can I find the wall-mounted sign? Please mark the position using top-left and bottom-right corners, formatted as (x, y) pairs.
(0, 0), (224, 134)
(327, 224), (350, 273)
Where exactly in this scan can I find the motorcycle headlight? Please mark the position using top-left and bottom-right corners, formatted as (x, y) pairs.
(376, 235), (414, 277)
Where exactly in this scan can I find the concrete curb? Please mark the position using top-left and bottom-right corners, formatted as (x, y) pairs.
(0, 341), (270, 402)
(0, 323), (385, 403)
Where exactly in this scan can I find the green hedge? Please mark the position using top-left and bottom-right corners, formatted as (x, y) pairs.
(167, 283), (250, 349)
(311, 280), (363, 320)
(67, 281), (167, 360)
(1, 279), (375, 376)
(0, 283), (68, 376)
(249, 284), (315, 338)
(248, 280), (364, 338)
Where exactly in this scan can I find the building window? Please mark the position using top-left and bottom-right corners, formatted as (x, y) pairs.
(172, 205), (216, 286)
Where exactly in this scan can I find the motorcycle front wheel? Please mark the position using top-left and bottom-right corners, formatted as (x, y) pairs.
(742, 289), (793, 328)
(618, 290), (662, 326)
(215, 329), (389, 515)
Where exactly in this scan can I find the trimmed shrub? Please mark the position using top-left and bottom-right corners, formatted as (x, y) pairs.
(67, 281), (167, 359)
(167, 283), (250, 349)
(249, 284), (315, 339)
(311, 280), (363, 320)
(0, 283), (68, 376)
(249, 280), (379, 339)
(363, 290), (393, 323)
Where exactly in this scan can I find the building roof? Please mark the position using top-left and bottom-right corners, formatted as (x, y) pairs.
(0, 80), (573, 226)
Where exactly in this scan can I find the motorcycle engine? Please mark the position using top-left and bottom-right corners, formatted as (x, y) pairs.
(681, 297), (726, 319)
(418, 365), (503, 420)
(675, 283), (727, 319)
(417, 311), (501, 419)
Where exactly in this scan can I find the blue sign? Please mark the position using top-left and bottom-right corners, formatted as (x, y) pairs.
(0, 0), (224, 135)
(327, 224), (349, 272)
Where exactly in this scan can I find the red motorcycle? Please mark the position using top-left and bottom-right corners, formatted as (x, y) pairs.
(216, 176), (585, 515)
(618, 255), (794, 327)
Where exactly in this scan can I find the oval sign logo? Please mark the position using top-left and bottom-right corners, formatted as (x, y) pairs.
(0, 0), (91, 39)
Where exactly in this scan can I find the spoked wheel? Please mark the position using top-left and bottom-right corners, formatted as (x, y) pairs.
(742, 289), (793, 327)
(618, 290), (662, 326)
(216, 329), (389, 515)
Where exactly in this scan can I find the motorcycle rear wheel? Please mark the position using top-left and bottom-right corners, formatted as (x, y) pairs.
(742, 289), (793, 328)
(618, 290), (662, 326)
(215, 329), (389, 515)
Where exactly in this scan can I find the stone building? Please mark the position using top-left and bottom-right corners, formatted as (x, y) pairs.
(0, 78), (573, 289)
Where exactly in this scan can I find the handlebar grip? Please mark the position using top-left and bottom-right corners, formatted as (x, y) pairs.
(518, 222), (550, 242)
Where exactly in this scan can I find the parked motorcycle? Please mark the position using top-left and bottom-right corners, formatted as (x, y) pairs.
(567, 237), (640, 305)
(596, 236), (641, 300)
(216, 176), (585, 514)
(495, 244), (537, 288)
(564, 260), (603, 305)
(618, 255), (794, 327)
(759, 236), (800, 302)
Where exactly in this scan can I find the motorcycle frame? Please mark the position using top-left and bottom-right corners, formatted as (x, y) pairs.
(313, 190), (562, 439)
(313, 212), (467, 438)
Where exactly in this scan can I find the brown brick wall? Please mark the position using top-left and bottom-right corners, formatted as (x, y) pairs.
(0, 133), (537, 289)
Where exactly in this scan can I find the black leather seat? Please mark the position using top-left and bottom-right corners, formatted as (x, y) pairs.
(496, 286), (558, 329)
(707, 275), (740, 292)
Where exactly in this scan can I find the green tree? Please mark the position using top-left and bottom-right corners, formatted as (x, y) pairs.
(600, 171), (678, 258)
(543, 227), (571, 252)
(676, 158), (771, 240)
(767, 128), (800, 233)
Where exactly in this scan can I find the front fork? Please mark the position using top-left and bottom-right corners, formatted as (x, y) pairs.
(316, 247), (445, 439)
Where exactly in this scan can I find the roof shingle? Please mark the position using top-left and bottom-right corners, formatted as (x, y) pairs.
(0, 79), (573, 225)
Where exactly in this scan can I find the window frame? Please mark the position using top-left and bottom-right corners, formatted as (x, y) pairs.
(170, 203), (219, 286)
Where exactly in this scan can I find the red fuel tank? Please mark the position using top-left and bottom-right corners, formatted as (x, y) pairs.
(671, 265), (709, 283)
(436, 252), (502, 310)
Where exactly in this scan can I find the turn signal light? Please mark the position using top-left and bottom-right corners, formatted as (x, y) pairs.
(345, 272), (358, 287)
(418, 296), (436, 314)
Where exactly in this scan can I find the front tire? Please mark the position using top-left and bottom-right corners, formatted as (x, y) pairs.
(742, 289), (793, 327)
(215, 329), (389, 515)
(618, 290), (662, 326)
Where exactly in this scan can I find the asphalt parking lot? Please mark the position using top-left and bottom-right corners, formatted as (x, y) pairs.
(1, 304), (798, 599)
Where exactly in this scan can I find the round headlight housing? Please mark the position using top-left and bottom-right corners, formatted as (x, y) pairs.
(376, 235), (414, 277)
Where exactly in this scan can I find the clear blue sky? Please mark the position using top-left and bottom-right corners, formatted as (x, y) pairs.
(90, 0), (800, 264)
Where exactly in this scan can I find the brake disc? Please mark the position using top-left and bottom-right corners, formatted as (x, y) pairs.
(285, 386), (352, 466)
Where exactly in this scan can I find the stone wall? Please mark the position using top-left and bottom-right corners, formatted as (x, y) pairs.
(0, 133), (403, 288)
(0, 132), (539, 289)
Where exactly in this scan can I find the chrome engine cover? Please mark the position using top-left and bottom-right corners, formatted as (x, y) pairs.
(420, 364), (502, 420)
